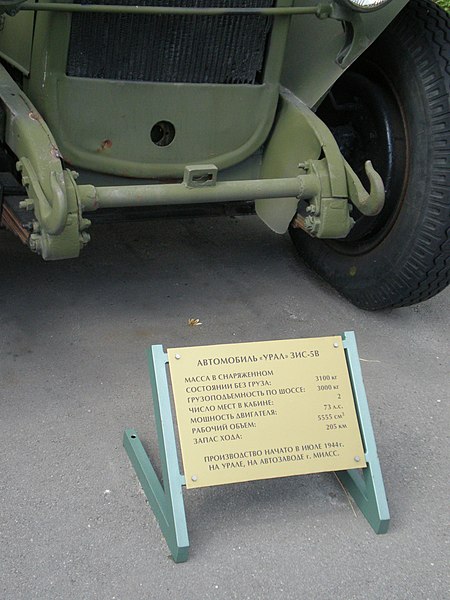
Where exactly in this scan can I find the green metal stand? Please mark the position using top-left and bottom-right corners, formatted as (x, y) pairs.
(123, 345), (189, 562)
(337, 331), (390, 533)
(123, 331), (389, 562)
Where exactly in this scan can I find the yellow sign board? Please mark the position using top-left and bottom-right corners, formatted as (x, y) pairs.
(168, 336), (366, 489)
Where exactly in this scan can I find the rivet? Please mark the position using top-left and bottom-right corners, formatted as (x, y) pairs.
(191, 475), (198, 482)
(354, 456), (360, 462)
(175, 353), (181, 360)
(333, 342), (339, 348)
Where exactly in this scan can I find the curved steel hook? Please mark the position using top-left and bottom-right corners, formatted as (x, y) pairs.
(344, 159), (385, 217)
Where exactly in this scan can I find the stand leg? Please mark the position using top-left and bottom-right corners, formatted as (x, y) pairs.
(123, 345), (189, 562)
(338, 331), (390, 534)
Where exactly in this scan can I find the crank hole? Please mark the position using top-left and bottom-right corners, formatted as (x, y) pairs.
(150, 121), (175, 147)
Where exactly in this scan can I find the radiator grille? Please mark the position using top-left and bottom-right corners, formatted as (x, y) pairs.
(67, 0), (274, 84)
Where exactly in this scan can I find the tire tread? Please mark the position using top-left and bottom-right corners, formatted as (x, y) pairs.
(290, 0), (449, 310)
(388, 0), (449, 307)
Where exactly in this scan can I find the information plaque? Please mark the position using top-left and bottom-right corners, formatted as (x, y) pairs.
(167, 336), (366, 488)
(123, 332), (390, 563)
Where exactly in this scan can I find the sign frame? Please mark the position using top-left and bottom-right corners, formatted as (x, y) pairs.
(123, 331), (389, 563)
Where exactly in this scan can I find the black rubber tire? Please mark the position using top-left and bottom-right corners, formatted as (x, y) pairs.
(289, 0), (449, 310)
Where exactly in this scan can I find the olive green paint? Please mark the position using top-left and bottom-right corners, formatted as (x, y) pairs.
(78, 172), (321, 210)
(20, 2), (320, 14)
(22, 7), (290, 179)
(0, 12), (35, 75)
(281, 0), (409, 108)
(257, 90), (352, 233)
(0, 0), (407, 259)
(0, 64), (89, 259)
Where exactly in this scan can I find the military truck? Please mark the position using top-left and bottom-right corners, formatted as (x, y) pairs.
(0, 0), (448, 309)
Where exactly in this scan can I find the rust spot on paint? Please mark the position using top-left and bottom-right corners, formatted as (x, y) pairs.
(50, 145), (62, 159)
(98, 139), (113, 152)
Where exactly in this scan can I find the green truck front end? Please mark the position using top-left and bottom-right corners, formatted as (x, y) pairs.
(0, 0), (448, 309)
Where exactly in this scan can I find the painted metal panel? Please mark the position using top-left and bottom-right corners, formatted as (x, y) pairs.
(0, 12), (35, 75)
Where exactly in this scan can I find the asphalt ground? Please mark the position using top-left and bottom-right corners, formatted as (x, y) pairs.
(1, 215), (449, 600)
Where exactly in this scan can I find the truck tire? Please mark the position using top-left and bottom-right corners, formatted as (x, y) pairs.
(289, 0), (449, 310)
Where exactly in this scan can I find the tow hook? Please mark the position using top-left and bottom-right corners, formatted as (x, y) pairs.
(345, 159), (385, 217)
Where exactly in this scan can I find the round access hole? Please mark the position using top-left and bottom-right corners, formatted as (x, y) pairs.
(150, 121), (175, 147)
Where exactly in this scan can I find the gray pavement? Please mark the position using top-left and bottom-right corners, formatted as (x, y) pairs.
(1, 215), (449, 600)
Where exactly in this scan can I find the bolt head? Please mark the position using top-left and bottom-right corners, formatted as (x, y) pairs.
(175, 354), (181, 360)
(333, 342), (339, 348)
(19, 199), (34, 211)
(354, 456), (361, 463)
(29, 234), (42, 254)
(191, 475), (198, 482)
